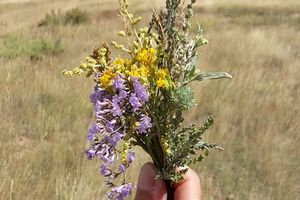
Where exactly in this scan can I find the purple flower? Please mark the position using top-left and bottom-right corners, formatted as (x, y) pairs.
(114, 132), (122, 143)
(112, 95), (123, 117)
(103, 131), (122, 147)
(87, 79), (143, 199)
(108, 183), (135, 200)
(94, 101), (110, 119)
(100, 164), (112, 176)
(112, 103), (122, 117)
(137, 115), (152, 134)
(127, 152), (135, 164)
(86, 149), (96, 160)
(86, 143), (115, 163)
(113, 76), (126, 90)
(87, 123), (103, 141)
(132, 77), (149, 103)
(90, 86), (101, 105)
(119, 164), (126, 173)
(112, 95), (121, 104)
(119, 89), (127, 99)
(129, 93), (142, 111)
(90, 86), (109, 105)
(103, 134), (115, 146)
(105, 119), (117, 132)
(99, 145), (115, 163)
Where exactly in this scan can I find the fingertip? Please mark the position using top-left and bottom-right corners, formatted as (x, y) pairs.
(137, 162), (157, 191)
(173, 168), (201, 200)
(135, 162), (167, 200)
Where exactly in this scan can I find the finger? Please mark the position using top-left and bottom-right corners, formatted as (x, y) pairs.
(173, 168), (201, 200)
(134, 162), (167, 200)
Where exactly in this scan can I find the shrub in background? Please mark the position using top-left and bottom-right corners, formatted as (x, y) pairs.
(0, 36), (64, 59)
(29, 39), (64, 60)
(38, 8), (89, 27)
(64, 8), (89, 25)
(38, 10), (62, 27)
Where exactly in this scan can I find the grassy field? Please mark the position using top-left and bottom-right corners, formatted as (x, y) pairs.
(0, 0), (299, 199)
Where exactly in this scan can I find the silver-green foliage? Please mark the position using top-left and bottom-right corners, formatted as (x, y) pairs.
(147, 0), (232, 182)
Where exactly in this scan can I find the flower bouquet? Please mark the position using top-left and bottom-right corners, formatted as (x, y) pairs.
(63, 0), (231, 199)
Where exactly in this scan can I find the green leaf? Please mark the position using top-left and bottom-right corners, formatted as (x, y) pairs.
(195, 72), (232, 82)
(188, 56), (198, 71)
(184, 55), (198, 80)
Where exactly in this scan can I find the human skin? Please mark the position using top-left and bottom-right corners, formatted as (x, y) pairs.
(134, 162), (202, 200)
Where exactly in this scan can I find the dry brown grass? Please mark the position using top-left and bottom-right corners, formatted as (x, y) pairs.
(0, 0), (299, 199)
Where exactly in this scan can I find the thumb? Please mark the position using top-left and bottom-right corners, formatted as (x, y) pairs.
(134, 162), (167, 200)
(173, 167), (201, 200)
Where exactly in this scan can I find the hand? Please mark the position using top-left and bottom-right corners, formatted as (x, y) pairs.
(134, 162), (202, 200)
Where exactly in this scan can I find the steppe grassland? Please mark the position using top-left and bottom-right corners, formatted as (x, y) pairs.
(0, 0), (299, 199)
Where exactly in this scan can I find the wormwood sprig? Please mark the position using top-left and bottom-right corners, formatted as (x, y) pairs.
(63, 0), (231, 199)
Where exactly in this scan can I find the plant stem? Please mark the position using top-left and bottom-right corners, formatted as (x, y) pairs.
(165, 179), (174, 200)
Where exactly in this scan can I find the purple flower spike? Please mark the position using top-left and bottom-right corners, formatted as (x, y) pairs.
(129, 93), (142, 111)
(137, 115), (152, 134)
(108, 183), (135, 200)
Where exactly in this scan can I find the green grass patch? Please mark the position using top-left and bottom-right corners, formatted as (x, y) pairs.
(0, 36), (64, 59)
(38, 8), (89, 27)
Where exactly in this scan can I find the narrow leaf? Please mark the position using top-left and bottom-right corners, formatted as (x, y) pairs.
(195, 72), (232, 82)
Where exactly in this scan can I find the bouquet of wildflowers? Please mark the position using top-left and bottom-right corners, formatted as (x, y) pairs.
(63, 0), (231, 199)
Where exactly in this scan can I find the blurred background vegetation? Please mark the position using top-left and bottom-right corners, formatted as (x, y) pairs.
(0, 0), (299, 199)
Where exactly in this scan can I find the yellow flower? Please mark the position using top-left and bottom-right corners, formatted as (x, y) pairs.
(155, 69), (168, 79)
(136, 48), (157, 66)
(157, 79), (169, 88)
(155, 68), (173, 89)
(113, 58), (126, 73)
(162, 137), (172, 156)
(121, 141), (130, 165)
(124, 59), (132, 67)
(121, 150), (128, 165)
(139, 66), (150, 78)
(127, 64), (140, 77)
(114, 58), (125, 67)
(99, 71), (116, 88)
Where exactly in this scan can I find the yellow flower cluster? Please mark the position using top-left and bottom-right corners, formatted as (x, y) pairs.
(98, 47), (173, 90)
(62, 56), (97, 77)
(114, 58), (131, 72)
(121, 141), (130, 165)
(155, 69), (172, 89)
(135, 48), (157, 66)
(99, 71), (116, 88)
(126, 65), (150, 81)
(162, 137), (172, 156)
